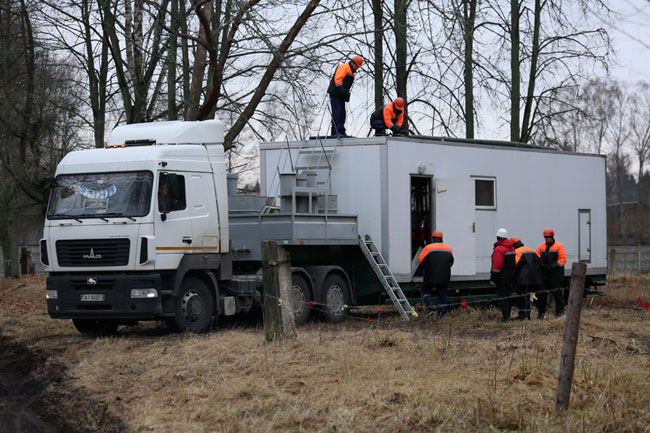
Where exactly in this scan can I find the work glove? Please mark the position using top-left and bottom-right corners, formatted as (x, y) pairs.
(551, 262), (561, 271)
(390, 124), (400, 134)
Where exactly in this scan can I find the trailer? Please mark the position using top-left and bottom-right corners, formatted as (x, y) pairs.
(259, 135), (607, 302)
(41, 118), (606, 335)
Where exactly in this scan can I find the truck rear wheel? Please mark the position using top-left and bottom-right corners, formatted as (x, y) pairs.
(291, 273), (312, 325)
(168, 277), (214, 333)
(72, 319), (118, 336)
(320, 274), (350, 323)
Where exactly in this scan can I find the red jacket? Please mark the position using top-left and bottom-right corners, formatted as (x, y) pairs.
(491, 238), (515, 286)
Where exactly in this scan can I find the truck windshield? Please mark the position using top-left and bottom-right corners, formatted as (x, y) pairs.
(47, 171), (153, 219)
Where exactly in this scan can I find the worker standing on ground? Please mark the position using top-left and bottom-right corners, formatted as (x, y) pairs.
(327, 55), (363, 138)
(417, 230), (454, 319)
(511, 236), (543, 320)
(491, 228), (516, 322)
(535, 228), (567, 318)
(369, 97), (405, 136)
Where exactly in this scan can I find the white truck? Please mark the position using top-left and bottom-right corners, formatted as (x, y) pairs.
(42, 118), (607, 335)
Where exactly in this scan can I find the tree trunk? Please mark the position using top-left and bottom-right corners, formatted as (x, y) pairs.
(510, 0), (520, 142)
(167, 0), (179, 120)
(186, 0), (212, 120)
(372, 0), (383, 109)
(0, 216), (20, 278)
(520, 0), (541, 144)
(394, 0), (407, 125)
(463, 0), (477, 139)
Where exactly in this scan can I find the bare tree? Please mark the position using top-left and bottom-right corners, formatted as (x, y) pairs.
(0, 0), (84, 276)
(629, 82), (650, 242)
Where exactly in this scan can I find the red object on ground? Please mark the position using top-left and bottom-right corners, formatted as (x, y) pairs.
(461, 299), (469, 310)
(638, 297), (649, 309)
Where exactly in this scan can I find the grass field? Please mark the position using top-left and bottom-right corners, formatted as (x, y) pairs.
(1, 274), (649, 433)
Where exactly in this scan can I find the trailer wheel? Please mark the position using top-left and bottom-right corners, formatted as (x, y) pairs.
(168, 277), (214, 333)
(320, 274), (350, 323)
(291, 273), (312, 325)
(72, 319), (118, 336)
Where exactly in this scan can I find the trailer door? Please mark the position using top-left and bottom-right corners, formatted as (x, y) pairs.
(435, 179), (476, 276)
(579, 209), (591, 262)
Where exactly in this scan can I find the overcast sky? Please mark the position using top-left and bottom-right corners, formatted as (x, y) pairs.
(609, 0), (650, 82)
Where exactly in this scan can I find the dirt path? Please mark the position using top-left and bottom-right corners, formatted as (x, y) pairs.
(0, 336), (126, 433)
(0, 337), (58, 433)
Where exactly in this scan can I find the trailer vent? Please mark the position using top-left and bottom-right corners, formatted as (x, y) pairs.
(56, 239), (130, 267)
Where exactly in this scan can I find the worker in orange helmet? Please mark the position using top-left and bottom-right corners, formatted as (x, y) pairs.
(535, 228), (567, 318)
(369, 97), (405, 136)
(327, 55), (363, 138)
(510, 236), (543, 320)
(417, 230), (454, 319)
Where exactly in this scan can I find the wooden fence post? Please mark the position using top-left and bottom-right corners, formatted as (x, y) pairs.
(262, 241), (296, 341)
(609, 248), (615, 274)
(555, 262), (587, 411)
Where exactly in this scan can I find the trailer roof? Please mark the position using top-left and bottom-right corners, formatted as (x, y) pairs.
(260, 135), (606, 159)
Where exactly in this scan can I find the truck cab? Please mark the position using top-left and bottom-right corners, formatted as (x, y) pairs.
(42, 118), (231, 334)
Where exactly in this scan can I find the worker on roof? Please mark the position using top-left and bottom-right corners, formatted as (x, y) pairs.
(327, 55), (363, 138)
(370, 97), (405, 136)
(417, 230), (454, 319)
(535, 228), (567, 318)
(510, 236), (543, 321)
(491, 228), (516, 322)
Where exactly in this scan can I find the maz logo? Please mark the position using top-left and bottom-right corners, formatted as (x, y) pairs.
(83, 248), (103, 259)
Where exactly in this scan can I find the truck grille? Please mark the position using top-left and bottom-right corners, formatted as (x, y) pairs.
(56, 239), (130, 267)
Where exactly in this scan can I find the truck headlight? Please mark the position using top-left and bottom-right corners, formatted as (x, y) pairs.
(131, 288), (158, 299)
(46, 290), (58, 299)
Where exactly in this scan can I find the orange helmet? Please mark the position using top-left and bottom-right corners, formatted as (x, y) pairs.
(543, 228), (555, 237)
(352, 55), (363, 67)
(432, 230), (443, 238)
(510, 236), (520, 244)
(394, 97), (405, 109)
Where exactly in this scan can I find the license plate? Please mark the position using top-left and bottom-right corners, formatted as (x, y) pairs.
(80, 294), (105, 302)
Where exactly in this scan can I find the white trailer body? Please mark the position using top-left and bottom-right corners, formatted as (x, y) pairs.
(260, 136), (607, 283)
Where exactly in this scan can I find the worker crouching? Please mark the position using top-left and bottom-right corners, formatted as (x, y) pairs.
(417, 230), (454, 319)
(370, 97), (405, 136)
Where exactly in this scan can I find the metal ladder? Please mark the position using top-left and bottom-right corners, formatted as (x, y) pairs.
(359, 234), (415, 321)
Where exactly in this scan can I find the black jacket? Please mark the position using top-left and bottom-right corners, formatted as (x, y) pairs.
(418, 242), (454, 285)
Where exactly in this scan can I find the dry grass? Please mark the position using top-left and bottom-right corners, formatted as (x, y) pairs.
(1, 274), (650, 433)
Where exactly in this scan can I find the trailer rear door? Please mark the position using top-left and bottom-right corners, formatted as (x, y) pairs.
(435, 178), (476, 276)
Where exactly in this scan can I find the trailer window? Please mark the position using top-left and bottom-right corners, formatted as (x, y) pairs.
(474, 177), (496, 210)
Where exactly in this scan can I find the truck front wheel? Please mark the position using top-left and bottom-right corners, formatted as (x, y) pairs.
(72, 319), (118, 336)
(168, 277), (214, 333)
(320, 274), (350, 323)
